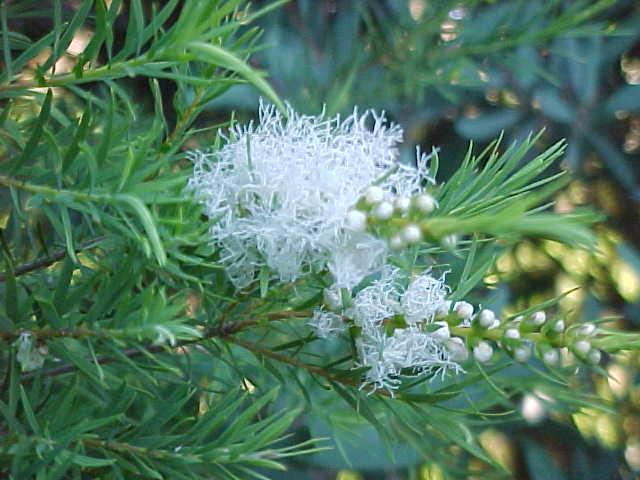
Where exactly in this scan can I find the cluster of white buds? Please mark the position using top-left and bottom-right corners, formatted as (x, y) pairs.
(427, 301), (606, 371)
(467, 308), (603, 368)
(567, 322), (602, 365)
(346, 188), (440, 250)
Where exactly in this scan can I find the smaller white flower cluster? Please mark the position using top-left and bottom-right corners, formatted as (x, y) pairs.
(310, 275), (605, 392)
(310, 267), (470, 392)
(15, 332), (46, 372)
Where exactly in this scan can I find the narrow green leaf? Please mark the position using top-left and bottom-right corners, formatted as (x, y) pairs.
(1, 0), (12, 81)
(533, 88), (574, 123)
(79, 0), (107, 64)
(1, 248), (17, 325)
(213, 389), (278, 446)
(48, 339), (106, 386)
(452, 254), (495, 301)
(604, 85), (640, 117)
(43, 0), (93, 71)
(115, 194), (166, 266)
(0, 397), (24, 434)
(588, 131), (638, 197)
(120, 0), (144, 59)
(95, 91), (115, 167)
(61, 106), (92, 174)
(455, 110), (521, 140)
(19, 385), (40, 434)
(53, 256), (75, 314)
(117, 146), (136, 192)
(71, 453), (117, 468)
(8, 353), (19, 416)
(134, 0), (180, 59)
(130, 455), (163, 479)
(187, 41), (284, 112)
(59, 205), (78, 264)
(7, 31), (56, 83)
(12, 89), (53, 173)
(104, 0), (123, 61)
(259, 266), (269, 298)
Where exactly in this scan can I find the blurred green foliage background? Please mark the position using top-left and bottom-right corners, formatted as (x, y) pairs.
(205, 1), (640, 478)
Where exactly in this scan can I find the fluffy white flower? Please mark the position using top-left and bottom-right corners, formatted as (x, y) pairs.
(347, 267), (462, 391)
(309, 310), (346, 338)
(357, 327), (463, 392)
(401, 271), (449, 324)
(188, 101), (432, 288)
(348, 265), (403, 335)
(326, 231), (387, 292)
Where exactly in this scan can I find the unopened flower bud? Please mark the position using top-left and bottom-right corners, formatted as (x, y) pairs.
(553, 320), (565, 333)
(625, 443), (640, 471)
(394, 196), (411, 214)
(513, 315), (524, 324)
(372, 201), (394, 220)
(436, 300), (452, 318)
(389, 234), (405, 250)
(415, 193), (437, 214)
(587, 349), (602, 365)
(432, 321), (450, 341)
(441, 234), (458, 250)
(521, 393), (546, 425)
(504, 328), (520, 340)
(514, 345), (531, 363)
(543, 348), (560, 366)
(364, 186), (385, 205)
(478, 309), (496, 328)
(577, 323), (596, 337)
(574, 340), (591, 356)
(402, 224), (422, 244)
(323, 286), (343, 311)
(474, 341), (493, 363)
(345, 210), (367, 231)
(454, 301), (474, 320)
(446, 337), (469, 362)
(531, 311), (546, 326)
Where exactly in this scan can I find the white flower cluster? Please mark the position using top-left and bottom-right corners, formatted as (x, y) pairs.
(187, 101), (432, 289)
(311, 266), (466, 392)
(15, 332), (46, 372)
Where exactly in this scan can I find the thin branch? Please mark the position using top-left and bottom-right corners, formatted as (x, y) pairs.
(0, 237), (107, 282)
(228, 336), (393, 398)
(17, 311), (311, 380)
(1, 310), (310, 343)
(82, 437), (201, 462)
